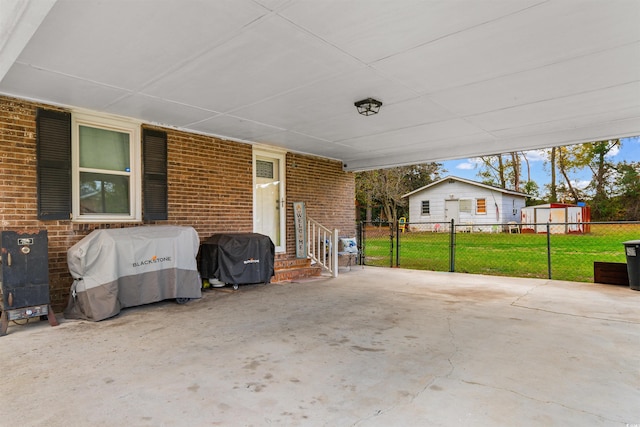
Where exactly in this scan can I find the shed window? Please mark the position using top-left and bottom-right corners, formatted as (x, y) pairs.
(421, 200), (430, 215)
(476, 198), (487, 214)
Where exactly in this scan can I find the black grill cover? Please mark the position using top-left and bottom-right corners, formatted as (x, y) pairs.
(199, 233), (275, 285)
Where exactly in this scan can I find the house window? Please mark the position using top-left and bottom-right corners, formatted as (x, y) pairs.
(421, 200), (430, 215)
(72, 112), (141, 222)
(37, 108), (168, 222)
(459, 199), (472, 214)
(476, 198), (487, 214)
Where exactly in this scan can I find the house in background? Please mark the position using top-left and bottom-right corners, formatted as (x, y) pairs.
(403, 176), (528, 231)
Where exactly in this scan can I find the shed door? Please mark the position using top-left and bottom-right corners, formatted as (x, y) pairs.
(445, 199), (459, 224)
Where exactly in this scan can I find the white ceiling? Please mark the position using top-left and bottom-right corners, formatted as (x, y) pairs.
(1, 0), (639, 171)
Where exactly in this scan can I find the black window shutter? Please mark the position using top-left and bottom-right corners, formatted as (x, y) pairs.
(37, 109), (71, 220)
(143, 129), (168, 220)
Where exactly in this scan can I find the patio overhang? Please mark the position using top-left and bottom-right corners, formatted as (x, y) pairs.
(1, 0), (639, 171)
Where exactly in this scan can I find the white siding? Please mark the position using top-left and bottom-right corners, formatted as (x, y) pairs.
(500, 195), (526, 222)
(407, 179), (526, 228)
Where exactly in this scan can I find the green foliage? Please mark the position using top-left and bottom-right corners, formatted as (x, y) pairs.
(612, 161), (640, 220)
(522, 180), (539, 201)
(535, 139), (639, 220)
(355, 163), (441, 224)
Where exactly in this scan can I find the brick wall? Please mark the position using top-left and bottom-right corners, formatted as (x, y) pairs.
(286, 153), (356, 255)
(163, 129), (254, 235)
(0, 95), (355, 311)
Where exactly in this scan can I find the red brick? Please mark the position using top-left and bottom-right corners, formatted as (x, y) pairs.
(0, 95), (354, 311)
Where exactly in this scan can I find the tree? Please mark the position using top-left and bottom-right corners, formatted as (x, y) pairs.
(510, 152), (521, 192)
(576, 140), (619, 193)
(522, 180), (540, 202)
(355, 163), (441, 226)
(556, 146), (582, 203)
(614, 161), (640, 220)
(521, 151), (531, 182)
(542, 139), (623, 219)
(477, 152), (527, 192)
(478, 155), (506, 188)
(573, 139), (621, 219)
(548, 147), (557, 203)
(355, 170), (377, 222)
(545, 144), (593, 204)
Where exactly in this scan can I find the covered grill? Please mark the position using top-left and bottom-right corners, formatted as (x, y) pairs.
(199, 233), (274, 289)
(65, 226), (202, 321)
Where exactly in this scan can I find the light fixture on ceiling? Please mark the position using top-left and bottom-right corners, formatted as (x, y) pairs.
(354, 98), (382, 116)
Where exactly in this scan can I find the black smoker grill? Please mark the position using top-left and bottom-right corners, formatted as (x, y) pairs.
(1, 230), (58, 336)
(199, 233), (275, 289)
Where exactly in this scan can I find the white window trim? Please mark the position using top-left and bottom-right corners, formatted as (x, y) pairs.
(71, 111), (142, 223)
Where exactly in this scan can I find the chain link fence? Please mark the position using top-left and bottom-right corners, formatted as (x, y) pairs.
(358, 220), (640, 282)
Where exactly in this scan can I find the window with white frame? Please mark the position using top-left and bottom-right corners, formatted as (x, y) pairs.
(459, 199), (472, 213)
(421, 200), (430, 215)
(72, 113), (141, 222)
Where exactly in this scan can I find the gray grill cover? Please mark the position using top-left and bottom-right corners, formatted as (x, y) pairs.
(65, 226), (201, 321)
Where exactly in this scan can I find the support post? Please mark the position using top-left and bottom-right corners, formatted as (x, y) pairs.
(449, 219), (456, 272)
(332, 228), (339, 278)
(389, 223), (394, 268)
(396, 220), (400, 267)
(547, 222), (552, 279)
(358, 221), (364, 266)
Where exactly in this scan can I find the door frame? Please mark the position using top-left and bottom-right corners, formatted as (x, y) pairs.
(252, 148), (286, 253)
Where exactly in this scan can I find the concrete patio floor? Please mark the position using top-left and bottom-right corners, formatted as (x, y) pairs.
(2, 267), (639, 426)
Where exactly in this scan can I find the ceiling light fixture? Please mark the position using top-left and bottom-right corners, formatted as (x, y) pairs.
(354, 98), (382, 116)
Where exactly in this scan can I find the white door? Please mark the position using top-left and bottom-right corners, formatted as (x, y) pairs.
(444, 199), (459, 226)
(253, 150), (285, 252)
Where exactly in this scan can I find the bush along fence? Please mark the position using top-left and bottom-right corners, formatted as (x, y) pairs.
(358, 220), (640, 283)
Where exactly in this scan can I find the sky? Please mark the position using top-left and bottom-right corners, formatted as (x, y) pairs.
(440, 135), (640, 197)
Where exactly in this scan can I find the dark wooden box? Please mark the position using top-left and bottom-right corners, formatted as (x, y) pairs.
(594, 262), (628, 286)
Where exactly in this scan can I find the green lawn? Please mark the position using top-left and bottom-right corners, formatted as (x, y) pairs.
(362, 223), (639, 282)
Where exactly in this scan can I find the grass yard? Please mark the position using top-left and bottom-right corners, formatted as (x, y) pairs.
(362, 223), (640, 282)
